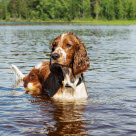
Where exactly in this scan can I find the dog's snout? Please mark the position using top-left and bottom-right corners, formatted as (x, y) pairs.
(51, 53), (60, 60)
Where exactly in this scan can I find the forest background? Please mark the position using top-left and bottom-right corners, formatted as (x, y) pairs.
(0, 0), (136, 24)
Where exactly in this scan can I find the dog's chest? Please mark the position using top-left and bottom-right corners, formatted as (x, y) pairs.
(53, 82), (87, 99)
(53, 73), (88, 99)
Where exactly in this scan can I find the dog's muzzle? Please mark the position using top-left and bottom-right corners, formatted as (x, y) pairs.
(51, 53), (60, 60)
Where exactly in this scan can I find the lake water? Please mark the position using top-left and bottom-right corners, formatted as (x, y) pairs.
(0, 25), (136, 136)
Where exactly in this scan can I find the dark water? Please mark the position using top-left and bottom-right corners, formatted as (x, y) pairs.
(0, 25), (136, 136)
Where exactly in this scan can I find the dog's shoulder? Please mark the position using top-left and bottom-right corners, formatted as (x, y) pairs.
(34, 61), (51, 79)
(34, 61), (50, 70)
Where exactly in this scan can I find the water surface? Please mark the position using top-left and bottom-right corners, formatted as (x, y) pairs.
(0, 25), (136, 136)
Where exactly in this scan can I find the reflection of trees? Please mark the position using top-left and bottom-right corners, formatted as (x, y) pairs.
(30, 95), (88, 135)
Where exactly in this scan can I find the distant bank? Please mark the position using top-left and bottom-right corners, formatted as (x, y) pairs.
(0, 20), (136, 25)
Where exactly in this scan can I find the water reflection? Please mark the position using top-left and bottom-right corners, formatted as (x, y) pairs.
(29, 95), (88, 135)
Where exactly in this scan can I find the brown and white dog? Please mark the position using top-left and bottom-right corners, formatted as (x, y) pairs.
(11, 32), (90, 99)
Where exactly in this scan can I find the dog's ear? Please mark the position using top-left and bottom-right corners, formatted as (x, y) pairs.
(73, 41), (90, 76)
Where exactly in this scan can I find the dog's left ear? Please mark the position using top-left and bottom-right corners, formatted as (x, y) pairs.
(73, 41), (90, 76)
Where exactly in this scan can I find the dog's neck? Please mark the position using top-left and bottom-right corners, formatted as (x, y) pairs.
(61, 67), (83, 89)
(50, 65), (88, 99)
(50, 63), (83, 89)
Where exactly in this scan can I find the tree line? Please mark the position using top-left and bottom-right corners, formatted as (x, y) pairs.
(0, 0), (136, 21)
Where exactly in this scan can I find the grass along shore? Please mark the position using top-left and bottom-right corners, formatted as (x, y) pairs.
(1, 19), (136, 25)
(72, 19), (136, 25)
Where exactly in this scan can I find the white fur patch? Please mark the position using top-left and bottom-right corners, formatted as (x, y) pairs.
(35, 62), (42, 69)
(11, 64), (25, 79)
(61, 33), (66, 42)
(53, 83), (88, 100)
(27, 83), (34, 90)
(60, 33), (67, 47)
(11, 64), (25, 88)
(63, 74), (77, 90)
(55, 47), (66, 61)
(75, 83), (88, 98)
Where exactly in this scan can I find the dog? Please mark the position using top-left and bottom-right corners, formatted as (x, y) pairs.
(11, 32), (90, 99)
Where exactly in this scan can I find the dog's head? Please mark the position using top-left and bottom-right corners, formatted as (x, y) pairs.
(49, 32), (90, 75)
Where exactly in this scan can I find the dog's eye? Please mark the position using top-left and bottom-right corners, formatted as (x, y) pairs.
(66, 43), (71, 48)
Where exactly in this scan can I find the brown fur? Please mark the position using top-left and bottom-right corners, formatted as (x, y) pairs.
(23, 33), (90, 96)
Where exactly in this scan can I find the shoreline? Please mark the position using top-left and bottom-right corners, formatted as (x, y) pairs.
(0, 20), (136, 25)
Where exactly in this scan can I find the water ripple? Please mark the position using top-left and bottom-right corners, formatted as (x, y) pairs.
(1, 25), (136, 135)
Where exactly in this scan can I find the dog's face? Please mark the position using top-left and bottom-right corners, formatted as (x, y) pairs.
(50, 32), (90, 75)
(50, 33), (76, 66)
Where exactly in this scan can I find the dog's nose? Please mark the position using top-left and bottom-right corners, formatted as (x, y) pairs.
(51, 53), (60, 60)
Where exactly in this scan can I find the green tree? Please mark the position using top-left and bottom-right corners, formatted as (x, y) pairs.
(94, 1), (101, 19)
(8, 0), (18, 19)
(0, 0), (10, 20)
(101, 0), (115, 20)
(0, 1), (3, 19)
(83, 0), (91, 18)
(116, 0), (125, 19)
(130, 0), (136, 19)
(123, 0), (130, 19)
(1, 0), (136, 21)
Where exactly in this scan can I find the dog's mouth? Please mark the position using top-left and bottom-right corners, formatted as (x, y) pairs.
(50, 62), (64, 83)
(50, 55), (68, 66)
(50, 57), (69, 68)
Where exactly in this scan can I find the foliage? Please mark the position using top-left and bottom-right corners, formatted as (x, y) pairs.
(94, 1), (101, 19)
(0, 0), (136, 21)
